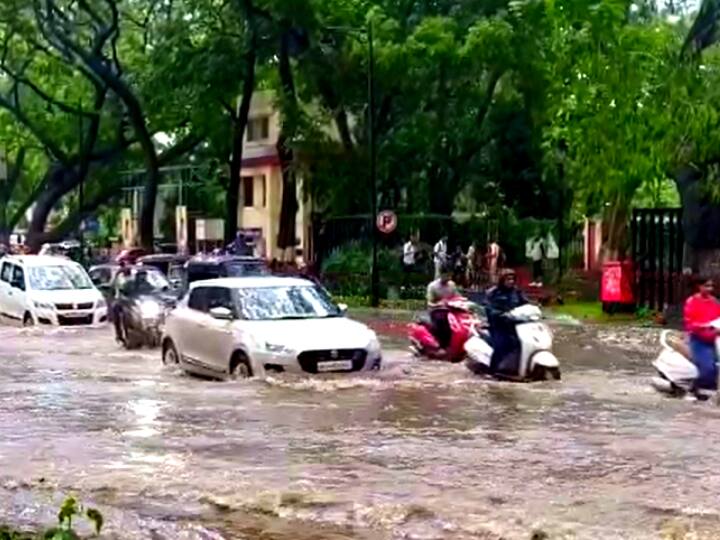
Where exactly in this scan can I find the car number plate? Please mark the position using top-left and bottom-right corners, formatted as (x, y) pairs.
(64, 312), (86, 318)
(317, 360), (353, 372)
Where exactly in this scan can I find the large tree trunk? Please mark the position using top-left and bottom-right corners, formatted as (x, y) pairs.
(26, 165), (81, 252)
(276, 29), (300, 259)
(225, 17), (257, 244)
(600, 200), (630, 262)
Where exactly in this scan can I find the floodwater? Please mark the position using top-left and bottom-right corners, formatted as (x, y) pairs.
(1, 323), (720, 539)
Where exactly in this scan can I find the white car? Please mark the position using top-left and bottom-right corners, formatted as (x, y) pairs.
(162, 277), (382, 378)
(0, 255), (108, 326)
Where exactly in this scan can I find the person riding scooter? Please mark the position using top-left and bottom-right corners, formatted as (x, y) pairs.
(684, 275), (720, 392)
(426, 265), (458, 353)
(485, 269), (529, 373)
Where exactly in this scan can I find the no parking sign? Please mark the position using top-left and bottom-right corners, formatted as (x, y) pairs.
(376, 211), (397, 234)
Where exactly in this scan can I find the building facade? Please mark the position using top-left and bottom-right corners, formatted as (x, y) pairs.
(239, 91), (312, 261)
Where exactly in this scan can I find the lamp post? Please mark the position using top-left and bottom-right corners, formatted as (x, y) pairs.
(367, 21), (379, 307)
(78, 99), (85, 266)
(324, 22), (378, 306)
(556, 141), (568, 282)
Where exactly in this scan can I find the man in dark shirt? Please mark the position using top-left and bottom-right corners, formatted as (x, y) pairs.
(485, 269), (528, 373)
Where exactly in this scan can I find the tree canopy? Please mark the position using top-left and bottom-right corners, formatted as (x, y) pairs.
(0, 0), (719, 255)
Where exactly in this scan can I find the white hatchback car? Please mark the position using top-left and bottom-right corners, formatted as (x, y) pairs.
(162, 277), (382, 378)
(0, 255), (108, 326)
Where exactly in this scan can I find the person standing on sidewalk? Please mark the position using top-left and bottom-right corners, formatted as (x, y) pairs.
(486, 240), (502, 284)
(527, 234), (545, 287)
(433, 236), (448, 279)
(402, 235), (417, 288)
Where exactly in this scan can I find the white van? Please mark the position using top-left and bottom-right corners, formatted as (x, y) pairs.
(0, 256), (108, 326)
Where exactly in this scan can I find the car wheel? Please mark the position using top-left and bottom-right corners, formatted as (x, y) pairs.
(162, 340), (180, 365)
(22, 312), (34, 327)
(229, 351), (253, 380)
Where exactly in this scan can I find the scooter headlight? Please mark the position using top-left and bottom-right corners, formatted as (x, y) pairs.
(139, 300), (162, 319)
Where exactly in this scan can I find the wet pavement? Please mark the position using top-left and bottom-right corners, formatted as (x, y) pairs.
(1, 324), (720, 539)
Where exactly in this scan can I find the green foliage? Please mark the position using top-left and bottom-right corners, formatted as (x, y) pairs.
(0, 497), (103, 540)
(321, 241), (404, 296)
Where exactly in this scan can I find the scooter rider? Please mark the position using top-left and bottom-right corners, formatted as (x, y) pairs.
(486, 269), (529, 373)
(426, 264), (458, 351)
(683, 275), (720, 391)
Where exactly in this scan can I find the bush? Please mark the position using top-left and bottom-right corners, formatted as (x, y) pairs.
(321, 241), (407, 297)
(0, 497), (103, 540)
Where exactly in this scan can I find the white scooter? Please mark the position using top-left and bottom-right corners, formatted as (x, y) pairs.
(651, 320), (720, 399)
(464, 304), (561, 381)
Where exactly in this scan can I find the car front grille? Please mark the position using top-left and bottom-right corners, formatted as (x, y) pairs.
(55, 302), (94, 311)
(297, 349), (367, 374)
(58, 314), (94, 326)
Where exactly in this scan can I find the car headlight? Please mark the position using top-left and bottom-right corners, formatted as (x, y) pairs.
(139, 300), (162, 319)
(33, 301), (54, 311)
(264, 342), (294, 355)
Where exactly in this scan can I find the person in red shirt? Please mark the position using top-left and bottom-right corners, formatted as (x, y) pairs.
(684, 276), (720, 390)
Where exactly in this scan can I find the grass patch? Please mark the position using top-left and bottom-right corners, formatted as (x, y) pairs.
(547, 301), (658, 325)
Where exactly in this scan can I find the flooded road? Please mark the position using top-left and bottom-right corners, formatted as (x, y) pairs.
(1, 324), (720, 539)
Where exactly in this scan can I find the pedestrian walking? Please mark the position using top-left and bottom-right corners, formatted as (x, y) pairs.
(466, 242), (479, 289)
(486, 240), (503, 284)
(433, 236), (448, 279)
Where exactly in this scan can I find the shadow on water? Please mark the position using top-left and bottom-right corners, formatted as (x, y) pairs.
(1, 325), (720, 539)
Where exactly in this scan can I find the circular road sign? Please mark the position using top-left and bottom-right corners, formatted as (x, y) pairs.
(376, 210), (397, 234)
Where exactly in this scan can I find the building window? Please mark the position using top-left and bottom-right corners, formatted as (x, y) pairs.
(258, 175), (266, 207)
(247, 116), (270, 142)
(242, 175), (267, 208)
(242, 176), (254, 207)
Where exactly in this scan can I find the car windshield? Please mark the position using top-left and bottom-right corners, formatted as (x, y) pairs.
(225, 262), (267, 277)
(28, 265), (93, 291)
(117, 269), (170, 294)
(236, 285), (340, 320)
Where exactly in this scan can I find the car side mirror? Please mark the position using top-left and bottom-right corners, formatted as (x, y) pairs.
(209, 306), (234, 320)
(337, 303), (348, 315)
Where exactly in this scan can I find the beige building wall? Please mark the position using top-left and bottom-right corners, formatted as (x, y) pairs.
(238, 91), (312, 261)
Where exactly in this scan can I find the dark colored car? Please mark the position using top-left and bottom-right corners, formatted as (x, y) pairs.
(183, 255), (269, 288)
(137, 254), (188, 288)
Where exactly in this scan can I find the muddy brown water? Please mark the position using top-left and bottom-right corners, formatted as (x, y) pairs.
(1, 324), (719, 539)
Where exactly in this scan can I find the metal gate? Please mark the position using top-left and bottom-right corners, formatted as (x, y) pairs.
(631, 208), (684, 310)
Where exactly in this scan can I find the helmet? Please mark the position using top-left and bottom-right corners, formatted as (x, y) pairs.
(498, 268), (516, 284)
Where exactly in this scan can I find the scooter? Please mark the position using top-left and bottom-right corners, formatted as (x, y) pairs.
(464, 304), (561, 381)
(651, 323), (720, 399)
(408, 296), (483, 362)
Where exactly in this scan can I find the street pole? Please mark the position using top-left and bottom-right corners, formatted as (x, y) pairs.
(78, 100), (85, 266)
(557, 162), (565, 283)
(367, 21), (380, 307)
(368, 20), (379, 308)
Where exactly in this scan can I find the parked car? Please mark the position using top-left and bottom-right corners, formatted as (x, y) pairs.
(88, 263), (120, 288)
(162, 277), (382, 378)
(38, 241), (81, 261)
(137, 254), (188, 289)
(0, 255), (107, 326)
(183, 255), (269, 289)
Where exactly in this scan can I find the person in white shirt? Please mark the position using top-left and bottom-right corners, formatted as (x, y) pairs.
(403, 237), (416, 268)
(528, 235), (545, 287)
(433, 236), (448, 279)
